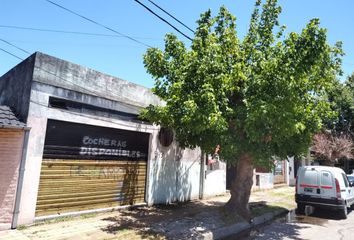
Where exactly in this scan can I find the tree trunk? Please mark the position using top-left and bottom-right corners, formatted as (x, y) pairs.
(225, 153), (254, 221)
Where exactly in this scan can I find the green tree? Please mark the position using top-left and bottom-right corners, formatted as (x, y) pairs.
(327, 74), (354, 136)
(142, 0), (343, 220)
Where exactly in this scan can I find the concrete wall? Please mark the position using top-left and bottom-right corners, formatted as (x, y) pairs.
(32, 83), (140, 115)
(146, 138), (201, 204)
(32, 52), (162, 108)
(0, 129), (25, 230)
(286, 157), (295, 186)
(204, 162), (227, 197)
(252, 171), (274, 191)
(0, 55), (35, 122)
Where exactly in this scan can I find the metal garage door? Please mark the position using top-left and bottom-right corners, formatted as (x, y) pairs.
(35, 120), (149, 217)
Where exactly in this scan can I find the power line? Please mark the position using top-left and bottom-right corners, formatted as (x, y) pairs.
(147, 0), (194, 34)
(133, 0), (192, 41)
(0, 38), (31, 54)
(0, 48), (24, 60)
(0, 25), (160, 40)
(3, 40), (121, 101)
(0, 38), (110, 98)
(44, 0), (152, 48)
(0, 41), (137, 107)
(0, 38), (141, 104)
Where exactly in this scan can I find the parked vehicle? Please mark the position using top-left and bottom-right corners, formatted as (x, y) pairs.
(295, 166), (354, 219)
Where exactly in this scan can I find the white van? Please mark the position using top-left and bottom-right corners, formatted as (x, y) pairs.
(295, 166), (354, 219)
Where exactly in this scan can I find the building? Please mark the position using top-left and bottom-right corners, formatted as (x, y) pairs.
(0, 52), (226, 227)
(0, 106), (29, 230)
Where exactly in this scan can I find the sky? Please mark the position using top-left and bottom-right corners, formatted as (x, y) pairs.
(1, 0), (354, 88)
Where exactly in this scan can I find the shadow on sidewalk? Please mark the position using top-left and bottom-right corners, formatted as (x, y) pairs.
(100, 200), (223, 239)
(99, 198), (291, 239)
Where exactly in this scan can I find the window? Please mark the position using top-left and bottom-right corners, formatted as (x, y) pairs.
(342, 173), (349, 188)
(321, 171), (332, 186)
(303, 170), (318, 185)
(48, 97), (141, 122)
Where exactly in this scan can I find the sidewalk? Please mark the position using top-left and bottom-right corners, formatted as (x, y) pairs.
(0, 187), (295, 240)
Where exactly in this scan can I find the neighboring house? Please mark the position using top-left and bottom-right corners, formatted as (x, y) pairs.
(226, 164), (275, 191)
(254, 157), (295, 189)
(0, 106), (30, 230)
(272, 157), (295, 186)
(227, 156), (295, 192)
(0, 52), (226, 227)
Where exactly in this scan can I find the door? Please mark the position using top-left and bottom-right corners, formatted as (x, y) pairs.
(320, 170), (335, 198)
(0, 129), (25, 229)
(274, 161), (285, 184)
(36, 120), (149, 217)
(298, 168), (320, 197)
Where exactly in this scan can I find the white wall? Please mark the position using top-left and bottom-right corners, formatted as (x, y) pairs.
(253, 171), (274, 191)
(146, 142), (201, 204)
(203, 161), (227, 197)
(286, 156), (295, 186)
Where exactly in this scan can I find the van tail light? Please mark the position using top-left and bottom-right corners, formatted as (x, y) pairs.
(335, 178), (341, 199)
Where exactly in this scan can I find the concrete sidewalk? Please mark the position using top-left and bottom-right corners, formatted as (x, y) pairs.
(0, 186), (295, 240)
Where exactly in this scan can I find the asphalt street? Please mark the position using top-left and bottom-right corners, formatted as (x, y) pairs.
(236, 208), (354, 240)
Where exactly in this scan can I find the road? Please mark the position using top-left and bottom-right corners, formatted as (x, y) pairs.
(238, 208), (354, 240)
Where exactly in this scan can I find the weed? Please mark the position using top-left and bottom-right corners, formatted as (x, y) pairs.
(17, 224), (27, 230)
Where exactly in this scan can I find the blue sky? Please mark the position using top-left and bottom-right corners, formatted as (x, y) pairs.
(1, 0), (354, 88)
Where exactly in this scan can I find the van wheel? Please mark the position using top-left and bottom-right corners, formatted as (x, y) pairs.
(296, 203), (305, 214)
(340, 207), (348, 219)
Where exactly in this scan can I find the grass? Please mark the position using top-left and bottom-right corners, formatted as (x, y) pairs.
(252, 187), (296, 216)
(16, 224), (28, 230)
(251, 205), (285, 216)
(30, 212), (100, 227)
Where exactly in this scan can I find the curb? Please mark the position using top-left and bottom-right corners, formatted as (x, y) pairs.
(201, 209), (290, 240)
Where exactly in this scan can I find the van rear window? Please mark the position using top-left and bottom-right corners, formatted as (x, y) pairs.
(321, 171), (332, 186)
(303, 170), (318, 185)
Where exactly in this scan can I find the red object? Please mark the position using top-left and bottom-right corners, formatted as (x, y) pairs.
(300, 184), (319, 188)
(335, 178), (341, 199)
(208, 159), (216, 165)
(299, 183), (333, 189)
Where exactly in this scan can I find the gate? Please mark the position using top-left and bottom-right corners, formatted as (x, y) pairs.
(36, 120), (149, 217)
